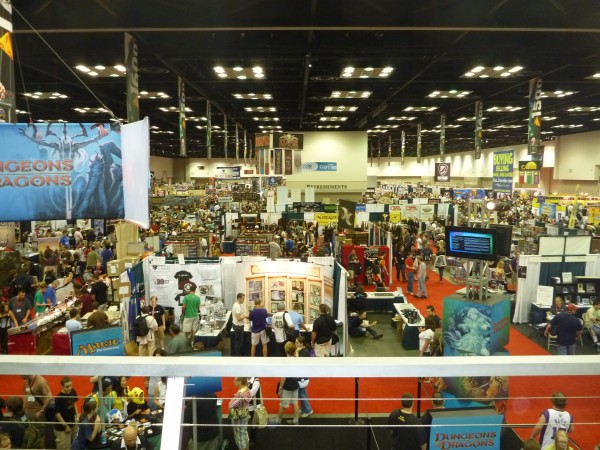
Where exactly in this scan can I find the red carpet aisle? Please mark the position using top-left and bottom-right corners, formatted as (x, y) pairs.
(0, 277), (598, 447)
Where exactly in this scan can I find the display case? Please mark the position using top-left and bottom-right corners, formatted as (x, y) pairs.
(268, 277), (287, 313)
(308, 280), (322, 322)
(289, 278), (306, 315)
(575, 276), (600, 305)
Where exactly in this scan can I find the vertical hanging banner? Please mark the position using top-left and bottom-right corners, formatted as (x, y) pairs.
(369, 141), (373, 167)
(178, 76), (186, 157)
(492, 150), (514, 194)
(474, 100), (483, 159)
(273, 148), (283, 175)
(0, 3), (15, 123)
(337, 200), (356, 230)
(518, 160), (542, 185)
(243, 129), (248, 162)
(206, 101), (212, 159)
(293, 150), (302, 174)
(377, 139), (381, 166)
(387, 135), (391, 166)
(528, 77), (542, 156)
(271, 132), (303, 150)
(401, 130), (405, 165)
(435, 162), (451, 182)
(439, 114), (446, 158)
(124, 33), (139, 123)
(235, 124), (240, 163)
(416, 124), (422, 163)
(223, 116), (228, 160)
(0, 123), (128, 221)
(284, 149), (293, 175)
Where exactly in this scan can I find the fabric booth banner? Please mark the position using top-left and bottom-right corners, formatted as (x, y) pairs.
(0, 122), (123, 221)
(71, 325), (125, 356)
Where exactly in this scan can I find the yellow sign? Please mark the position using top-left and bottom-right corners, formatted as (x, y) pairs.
(314, 212), (338, 224)
(389, 205), (401, 223)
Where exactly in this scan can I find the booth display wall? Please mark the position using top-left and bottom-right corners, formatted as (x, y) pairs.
(234, 259), (334, 325)
(341, 245), (390, 286)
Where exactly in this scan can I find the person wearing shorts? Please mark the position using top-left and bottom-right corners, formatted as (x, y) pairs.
(249, 299), (269, 357)
(270, 342), (300, 425)
(182, 286), (201, 344)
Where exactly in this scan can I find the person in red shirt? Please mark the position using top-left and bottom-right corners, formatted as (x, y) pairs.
(405, 253), (416, 295)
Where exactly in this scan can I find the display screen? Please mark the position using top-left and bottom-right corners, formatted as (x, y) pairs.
(445, 226), (497, 261)
(489, 224), (513, 257)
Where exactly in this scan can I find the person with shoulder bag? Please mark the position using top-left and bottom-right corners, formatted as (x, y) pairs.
(248, 377), (268, 442)
(434, 251), (447, 283)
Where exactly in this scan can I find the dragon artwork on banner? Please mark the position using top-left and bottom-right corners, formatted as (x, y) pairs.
(0, 122), (123, 221)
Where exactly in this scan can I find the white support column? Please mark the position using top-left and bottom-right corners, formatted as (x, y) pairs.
(160, 376), (186, 450)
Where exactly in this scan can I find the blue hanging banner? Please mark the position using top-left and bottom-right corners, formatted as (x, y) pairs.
(0, 122), (123, 221)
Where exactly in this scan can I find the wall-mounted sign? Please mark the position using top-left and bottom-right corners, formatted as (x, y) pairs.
(215, 166), (241, 179)
(435, 162), (451, 182)
(302, 162), (337, 172)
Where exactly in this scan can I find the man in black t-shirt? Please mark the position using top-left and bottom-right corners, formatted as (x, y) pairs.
(149, 295), (166, 349)
(311, 304), (337, 357)
(90, 274), (108, 305)
(54, 376), (78, 449)
(388, 393), (426, 450)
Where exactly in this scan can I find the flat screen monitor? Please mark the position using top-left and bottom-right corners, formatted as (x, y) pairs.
(489, 224), (513, 258)
(445, 226), (497, 261)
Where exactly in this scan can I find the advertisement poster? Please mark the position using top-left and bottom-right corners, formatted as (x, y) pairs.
(0, 221), (15, 248)
(401, 204), (420, 220)
(273, 148), (283, 175)
(389, 205), (401, 224)
(492, 150), (514, 194)
(215, 166), (241, 179)
(518, 160), (541, 185)
(284, 149), (293, 175)
(428, 409), (504, 450)
(434, 162), (451, 182)
(272, 132), (303, 150)
(419, 204), (435, 222)
(337, 200), (356, 230)
(71, 326), (124, 356)
(147, 263), (222, 318)
(0, 123), (123, 221)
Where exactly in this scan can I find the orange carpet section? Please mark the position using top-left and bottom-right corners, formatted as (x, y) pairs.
(1, 276), (599, 447)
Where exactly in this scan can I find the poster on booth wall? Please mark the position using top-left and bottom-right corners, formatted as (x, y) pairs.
(401, 204), (420, 221)
(419, 204), (435, 222)
(389, 205), (401, 224)
(0, 123), (123, 221)
(147, 263), (222, 318)
(0, 222), (16, 248)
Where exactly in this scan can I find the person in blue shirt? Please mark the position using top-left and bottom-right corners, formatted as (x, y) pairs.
(43, 281), (57, 307)
(288, 303), (308, 337)
(59, 234), (70, 250)
(65, 308), (83, 333)
(100, 243), (114, 274)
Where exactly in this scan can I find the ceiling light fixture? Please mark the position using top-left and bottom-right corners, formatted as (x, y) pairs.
(461, 65), (524, 79)
(340, 67), (394, 78)
(74, 64), (126, 77)
(427, 90), (471, 98)
(215, 66), (266, 79)
(330, 91), (372, 99)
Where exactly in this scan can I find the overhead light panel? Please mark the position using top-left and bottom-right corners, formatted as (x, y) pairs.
(551, 124), (584, 129)
(319, 116), (348, 122)
(317, 125), (341, 129)
(186, 116), (207, 122)
(403, 106), (438, 112)
(73, 107), (108, 114)
(486, 106), (525, 112)
(214, 65), (265, 79)
(244, 106), (277, 112)
(258, 125), (282, 130)
(233, 93), (273, 100)
(427, 90), (471, 98)
(324, 106), (358, 112)
(374, 124), (399, 129)
(524, 90), (578, 99)
(367, 129), (388, 133)
(75, 64), (126, 77)
(151, 129), (175, 135)
(253, 117), (280, 121)
(330, 91), (372, 99)
(461, 65), (524, 78)
(22, 92), (68, 100)
(159, 106), (193, 112)
(495, 124), (525, 129)
(566, 106), (600, 112)
(139, 91), (170, 99)
(387, 116), (417, 121)
(456, 116), (487, 122)
(340, 66), (394, 78)
(585, 72), (600, 80)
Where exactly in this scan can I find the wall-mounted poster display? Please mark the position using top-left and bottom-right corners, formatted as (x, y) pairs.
(309, 280), (322, 322)
(290, 278), (306, 314)
(269, 277), (287, 313)
(246, 276), (264, 307)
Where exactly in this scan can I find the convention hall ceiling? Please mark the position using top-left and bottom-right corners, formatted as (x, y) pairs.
(9, 0), (600, 158)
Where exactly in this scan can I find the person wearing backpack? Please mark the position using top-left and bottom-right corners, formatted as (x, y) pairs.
(135, 306), (158, 356)
(272, 303), (294, 356)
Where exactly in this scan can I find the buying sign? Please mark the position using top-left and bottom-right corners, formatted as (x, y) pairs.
(492, 150), (514, 194)
(435, 162), (451, 182)
(302, 162), (337, 172)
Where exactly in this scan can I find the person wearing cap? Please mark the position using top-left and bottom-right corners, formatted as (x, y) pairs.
(126, 387), (150, 419)
(545, 303), (583, 355)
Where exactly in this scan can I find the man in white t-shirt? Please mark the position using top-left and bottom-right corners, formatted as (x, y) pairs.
(272, 303), (294, 356)
(231, 293), (247, 356)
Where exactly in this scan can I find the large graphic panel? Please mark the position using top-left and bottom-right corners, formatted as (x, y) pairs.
(0, 122), (123, 220)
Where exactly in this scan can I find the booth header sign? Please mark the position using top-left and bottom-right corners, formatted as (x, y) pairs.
(492, 150), (514, 194)
(0, 123), (125, 221)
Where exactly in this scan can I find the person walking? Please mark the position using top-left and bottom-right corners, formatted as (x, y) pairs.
(530, 392), (573, 449)
(433, 249), (446, 283)
(295, 336), (314, 418)
(136, 306), (159, 357)
(231, 293), (247, 356)
(393, 245), (406, 283)
(311, 304), (337, 357)
(229, 377), (252, 450)
(405, 253), (416, 295)
(248, 299), (269, 357)
(388, 393), (426, 450)
(54, 376), (78, 449)
(415, 256), (428, 298)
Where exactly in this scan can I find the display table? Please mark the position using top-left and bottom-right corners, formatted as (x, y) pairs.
(7, 306), (71, 355)
(194, 311), (231, 349)
(393, 303), (425, 350)
(530, 303), (590, 324)
(348, 291), (405, 313)
(52, 331), (71, 355)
